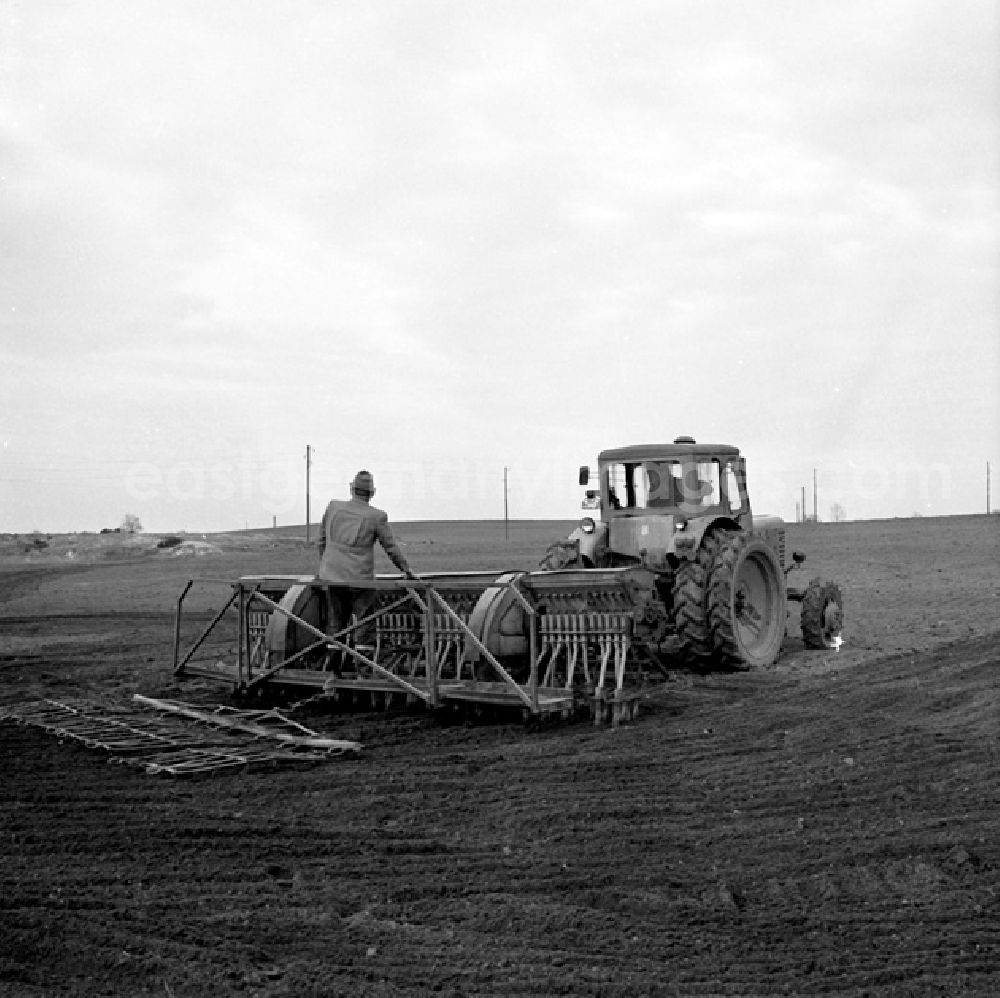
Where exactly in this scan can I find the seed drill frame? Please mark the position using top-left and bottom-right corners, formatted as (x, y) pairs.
(173, 571), (646, 726)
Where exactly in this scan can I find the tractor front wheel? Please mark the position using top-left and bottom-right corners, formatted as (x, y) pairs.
(539, 539), (585, 571)
(801, 578), (845, 649)
(707, 535), (786, 669)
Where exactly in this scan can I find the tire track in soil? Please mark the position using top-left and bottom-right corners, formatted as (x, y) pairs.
(0, 636), (998, 996)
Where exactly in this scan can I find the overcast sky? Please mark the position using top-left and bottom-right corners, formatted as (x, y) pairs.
(2, 0), (997, 533)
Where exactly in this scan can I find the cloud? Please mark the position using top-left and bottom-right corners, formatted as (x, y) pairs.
(1, 0), (996, 529)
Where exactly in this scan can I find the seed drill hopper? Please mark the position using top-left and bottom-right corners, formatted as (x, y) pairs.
(173, 437), (844, 724)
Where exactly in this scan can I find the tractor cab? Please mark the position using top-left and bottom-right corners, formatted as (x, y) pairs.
(569, 438), (753, 569)
(597, 446), (749, 520)
(537, 435), (844, 670)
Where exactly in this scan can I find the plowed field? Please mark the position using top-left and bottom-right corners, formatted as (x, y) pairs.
(1, 516), (998, 996)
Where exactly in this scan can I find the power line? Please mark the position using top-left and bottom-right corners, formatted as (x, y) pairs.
(504, 466), (509, 541)
(305, 444), (312, 543)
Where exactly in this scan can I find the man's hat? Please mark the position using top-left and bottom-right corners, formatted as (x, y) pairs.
(352, 470), (375, 497)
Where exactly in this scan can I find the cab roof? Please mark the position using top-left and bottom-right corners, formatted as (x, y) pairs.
(598, 441), (741, 464)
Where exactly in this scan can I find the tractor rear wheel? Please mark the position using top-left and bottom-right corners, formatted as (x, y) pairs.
(671, 529), (725, 666)
(707, 534), (786, 669)
(801, 578), (844, 649)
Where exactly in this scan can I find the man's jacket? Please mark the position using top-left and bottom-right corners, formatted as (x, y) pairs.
(317, 497), (410, 584)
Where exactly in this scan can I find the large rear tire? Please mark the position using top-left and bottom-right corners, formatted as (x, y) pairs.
(707, 534), (786, 669)
(801, 578), (844, 649)
(671, 529), (724, 666)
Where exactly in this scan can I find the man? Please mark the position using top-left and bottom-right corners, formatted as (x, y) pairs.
(317, 470), (416, 661)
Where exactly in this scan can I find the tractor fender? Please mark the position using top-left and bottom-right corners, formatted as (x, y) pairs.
(670, 515), (741, 562)
(750, 514), (787, 571)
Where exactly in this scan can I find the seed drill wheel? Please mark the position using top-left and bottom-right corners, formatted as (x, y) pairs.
(707, 534), (786, 669)
(464, 572), (531, 681)
(800, 578), (845, 649)
(266, 584), (327, 668)
(671, 529), (724, 666)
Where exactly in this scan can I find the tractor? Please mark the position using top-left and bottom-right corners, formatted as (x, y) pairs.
(539, 436), (845, 669)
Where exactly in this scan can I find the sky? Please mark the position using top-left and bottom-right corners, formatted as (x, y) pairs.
(1, 0), (998, 533)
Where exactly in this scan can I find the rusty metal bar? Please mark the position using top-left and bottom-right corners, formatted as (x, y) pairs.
(238, 583), (247, 684)
(172, 580), (194, 673)
(500, 581), (539, 712)
(173, 586), (238, 678)
(425, 590), (438, 707)
(132, 695), (361, 752)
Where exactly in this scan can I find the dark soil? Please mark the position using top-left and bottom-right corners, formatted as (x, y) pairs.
(0, 517), (998, 996)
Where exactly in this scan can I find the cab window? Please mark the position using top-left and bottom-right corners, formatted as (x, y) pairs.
(607, 458), (735, 512)
(644, 461), (683, 507)
(722, 460), (748, 514)
(606, 463), (646, 509)
(605, 464), (627, 509)
(675, 459), (721, 511)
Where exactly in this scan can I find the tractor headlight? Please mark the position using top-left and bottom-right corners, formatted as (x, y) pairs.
(675, 518), (687, 531)
(580, 516), (596, 534)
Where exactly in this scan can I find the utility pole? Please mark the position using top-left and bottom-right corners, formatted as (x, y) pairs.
(305, 444), (312, 542)
(801, 485), (806, 523)
(503, 466), (509, 541)
(813, 468), (818, 523)
(988, 460), (992, 514)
